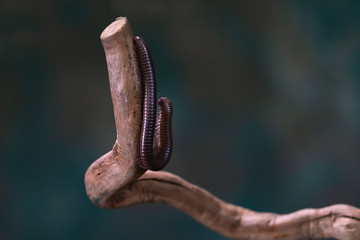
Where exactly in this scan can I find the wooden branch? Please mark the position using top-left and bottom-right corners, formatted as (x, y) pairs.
(91, 171), (360, 240)
(85, 17), (145, 207)
(84, 17), (360, 239)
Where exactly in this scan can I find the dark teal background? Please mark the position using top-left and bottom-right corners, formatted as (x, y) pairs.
(1, 1), (359, 239)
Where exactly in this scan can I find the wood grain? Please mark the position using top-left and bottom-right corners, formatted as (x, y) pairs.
(85, 17), (145, 207)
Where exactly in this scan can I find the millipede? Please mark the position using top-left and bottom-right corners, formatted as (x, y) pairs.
(133, 36), (173, 171)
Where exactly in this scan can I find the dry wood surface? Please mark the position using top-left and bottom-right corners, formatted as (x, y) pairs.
(84, 17), (360, 240)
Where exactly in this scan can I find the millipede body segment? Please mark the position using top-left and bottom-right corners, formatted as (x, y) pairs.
(133, 36), (173, 171)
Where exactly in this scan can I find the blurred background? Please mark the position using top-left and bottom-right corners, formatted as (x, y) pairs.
(1, 0), (359, 239)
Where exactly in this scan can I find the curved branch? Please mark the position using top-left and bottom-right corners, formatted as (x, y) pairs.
(84, 17), (360, 240)
(92, 170), (360, 240)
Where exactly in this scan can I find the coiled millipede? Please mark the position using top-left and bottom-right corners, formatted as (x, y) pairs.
(85, 17), (360, 240)
(133, 36), (173, 171)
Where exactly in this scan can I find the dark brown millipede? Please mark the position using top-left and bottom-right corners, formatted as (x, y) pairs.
(133, 36), (173, 171)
